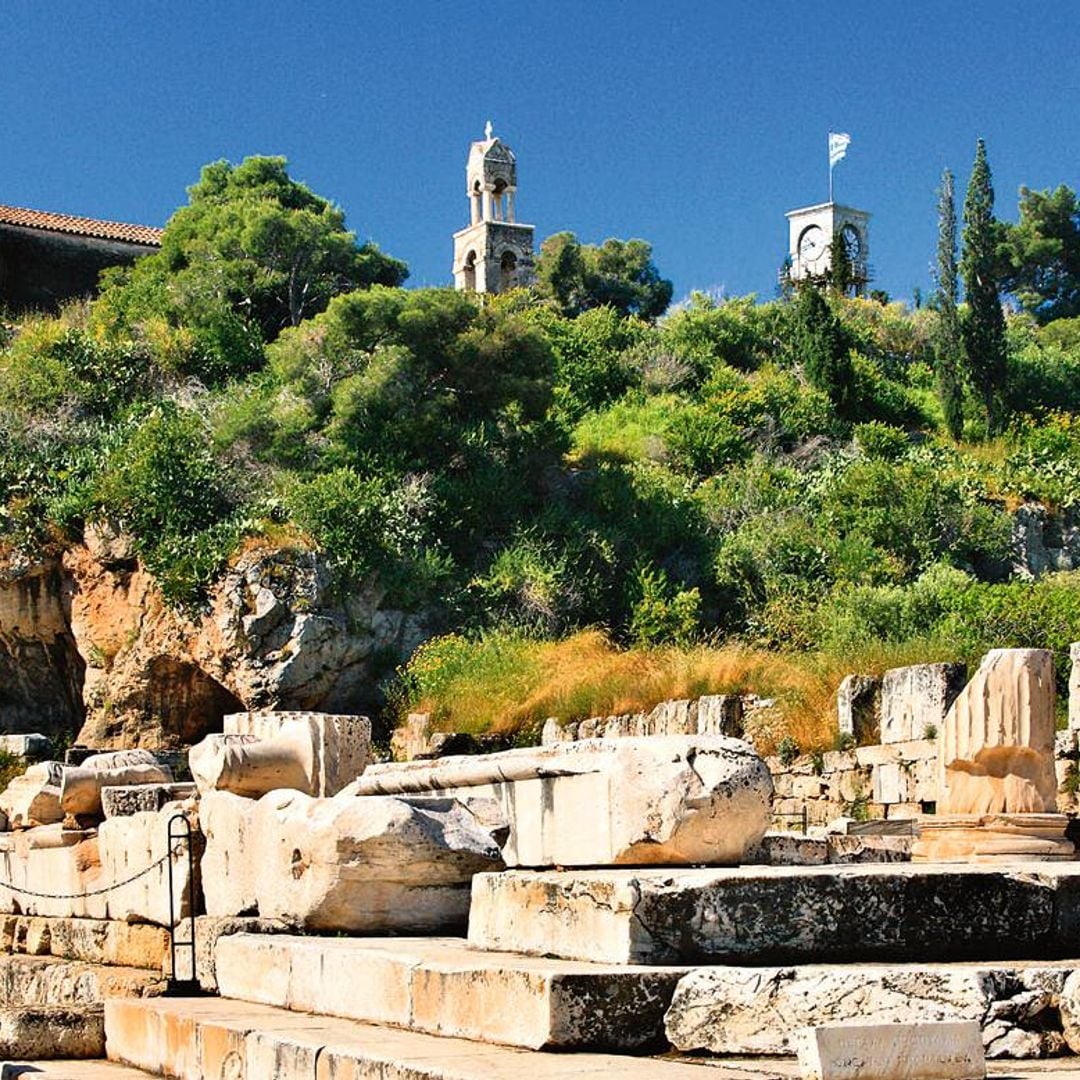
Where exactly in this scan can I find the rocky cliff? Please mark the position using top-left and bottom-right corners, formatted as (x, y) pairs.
(0, 529), (428, 749)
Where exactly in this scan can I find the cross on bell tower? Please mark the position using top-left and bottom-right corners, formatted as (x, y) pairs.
(452, 122), (535, 294)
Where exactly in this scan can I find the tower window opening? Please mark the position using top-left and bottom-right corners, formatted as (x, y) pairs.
(499, 249), (518, 292)
(463, 250), (478, 292)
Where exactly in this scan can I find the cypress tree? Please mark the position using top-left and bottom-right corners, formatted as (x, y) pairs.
(960, 139), (1008, 434)
(794, 285), (854, 415)
(935, 168), (965, 439)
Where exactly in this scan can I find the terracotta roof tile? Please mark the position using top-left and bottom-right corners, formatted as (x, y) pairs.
(0, 204), (163, 247)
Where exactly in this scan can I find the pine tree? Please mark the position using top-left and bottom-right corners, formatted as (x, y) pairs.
(960, 139), (1008, 435)
(935, 168), (965, 439)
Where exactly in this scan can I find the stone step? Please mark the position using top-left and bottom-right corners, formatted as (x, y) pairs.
(2, 1063), (159, 1079)
(0, 915), (169, 971)
(0, 1003), (105, 1060)
(105, 996), (725, 1080)
(213, 933), (688, 1051)
(467, 862), (1080, 965)
(0, 954), (165, 1007)
(664, 958), (1080, 1060)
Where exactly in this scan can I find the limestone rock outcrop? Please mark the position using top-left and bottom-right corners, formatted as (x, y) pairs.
(2, 537), (430, 750)
(349, 735), (773, 867)
(0, 563), (85, 738)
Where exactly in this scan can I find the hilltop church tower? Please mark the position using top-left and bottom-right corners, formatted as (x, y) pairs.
(452, 123), (535, 294)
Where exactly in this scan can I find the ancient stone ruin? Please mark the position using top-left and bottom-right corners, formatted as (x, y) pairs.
(3, 647), (1080, 1075)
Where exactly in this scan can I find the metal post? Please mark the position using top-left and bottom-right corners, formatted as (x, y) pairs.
(166, 812), (199, 995)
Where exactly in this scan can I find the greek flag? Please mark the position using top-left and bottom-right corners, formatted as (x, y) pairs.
(829, 132), (851, 168)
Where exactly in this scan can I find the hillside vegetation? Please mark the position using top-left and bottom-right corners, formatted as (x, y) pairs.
(4, 155), (1080, 750)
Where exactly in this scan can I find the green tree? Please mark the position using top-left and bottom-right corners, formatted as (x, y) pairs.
(534, 232), (673, 320)
(792, 285), (854, 415)
(97, 156), (407, 373)
(960, 140), (1008, 434)
(934, 168), (965, 439)
(999, 184), (1080, 323)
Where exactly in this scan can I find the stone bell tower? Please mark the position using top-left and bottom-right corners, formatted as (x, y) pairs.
(452, 122), (535, 294)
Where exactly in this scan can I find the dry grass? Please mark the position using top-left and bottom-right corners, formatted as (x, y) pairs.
(406, 629), (959, 754)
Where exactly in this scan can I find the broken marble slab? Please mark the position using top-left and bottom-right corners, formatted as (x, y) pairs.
(795, 1020), (985, 1080)
(467, 863), (1080, 966)
(0, 762), (64, 829)
(223, 711), (372, 796)
(199, 788), (503, 932)
(190, 712), (372, 800)
(346, 736), (773, 867)
(664, 961), (1073, 1059)
(100, 783), (197, 819)
(938, 648), (1057, 815)
(60, 750), (173, 818)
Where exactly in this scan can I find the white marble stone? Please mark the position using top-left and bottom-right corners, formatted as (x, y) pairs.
(348, 736), (773, 867)
(795, 1019), (984, 1080)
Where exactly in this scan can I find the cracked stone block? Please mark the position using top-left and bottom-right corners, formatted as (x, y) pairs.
(347, 735), (773, 868)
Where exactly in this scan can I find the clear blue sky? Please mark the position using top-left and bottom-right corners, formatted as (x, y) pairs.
(2, 2), (1077, 305)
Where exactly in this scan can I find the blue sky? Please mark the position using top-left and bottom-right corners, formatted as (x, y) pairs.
(2, 2), (1077, 304)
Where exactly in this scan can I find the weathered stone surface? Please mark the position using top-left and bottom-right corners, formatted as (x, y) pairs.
(938, 649), (1057, 815)
(192, 916), (290, 992)
(467, 863), (1080, 965)
(60, 749), (173, 817)
(881, 663), (965, 744)
(66, 541), (429, 750)
(0, 1003), (104, 1060)
(349, 736), (773, 868)
(0, 761), (63, 828)
(197, 791), (259, 918)
(391, 712), (434, 761)
(539, 697), (745, 747)
(665, 962), (1070, 1058)
(191, 712), (372, 800)
(105, 996), (714, 1080)
(0, 734), (52, 760)
(913, 813), (1074, 863)
(214, 934), (687, 1051)
(0, 916), (168, 971)
(100, 782), (196, 818)
(745, 833), (829, 866)
(0, 954), (165, 1007)
(0, 563), (85, 741)
(795, 1020), (985, 1080)
(1056, 967), (1080, 1052)
(0, 809), (198, 926)
(200, 789), (503, 932)
(836, 675), (878, 743)
(226, 711), (371, 795)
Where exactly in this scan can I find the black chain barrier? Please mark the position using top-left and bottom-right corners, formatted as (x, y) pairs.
(0, 841), (186, 900)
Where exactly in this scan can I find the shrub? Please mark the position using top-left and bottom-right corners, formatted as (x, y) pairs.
(628, 564), (701, 647)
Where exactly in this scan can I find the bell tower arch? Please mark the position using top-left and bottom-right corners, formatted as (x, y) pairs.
(453, 122), (535, 294)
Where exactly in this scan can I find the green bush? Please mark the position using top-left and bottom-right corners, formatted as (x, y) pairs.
(628, 564), (701, 647)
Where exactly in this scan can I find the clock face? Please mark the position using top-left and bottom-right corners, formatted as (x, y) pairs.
(841, 224), (862, 260)
(798, 225), (824, 262)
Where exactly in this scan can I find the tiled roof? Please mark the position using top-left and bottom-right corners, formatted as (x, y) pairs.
(0, 204), (163, 247)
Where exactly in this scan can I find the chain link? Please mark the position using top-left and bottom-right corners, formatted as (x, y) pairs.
(0, 842), (186, 900)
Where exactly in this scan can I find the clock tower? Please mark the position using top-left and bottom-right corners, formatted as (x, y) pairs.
(786, 202), (870, 295)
